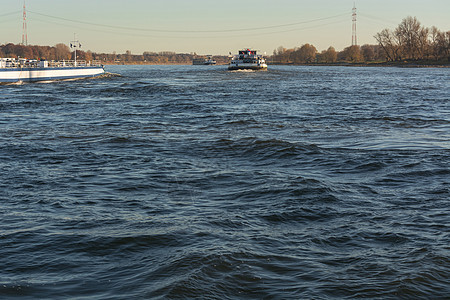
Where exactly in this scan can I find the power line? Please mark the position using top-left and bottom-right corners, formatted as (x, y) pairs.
(30, 14), (349, 40)
(359, 13), (398, 26)
(262, 19), (349, 36)
(0, 10), (21, 18)
(0, 16), (20, 25)
(27, 10), (350, 34)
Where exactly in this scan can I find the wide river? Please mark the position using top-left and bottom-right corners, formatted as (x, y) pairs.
(1, 65), (449, 299)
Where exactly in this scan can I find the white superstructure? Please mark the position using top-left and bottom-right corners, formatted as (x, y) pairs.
(228, 49), (267, 70)
(0, 58), (104, 83)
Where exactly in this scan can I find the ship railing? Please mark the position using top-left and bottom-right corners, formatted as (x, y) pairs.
(76, 60), (87, 67)
(48, 60), (78, 67)
(91, 60), (102, 66)
(48, 60), (102, 68)
(0, 60), (38, 68)
(1, 59), (102, 68)
(1, 62), (19, 68)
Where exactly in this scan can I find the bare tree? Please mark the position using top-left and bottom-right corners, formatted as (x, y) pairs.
(55, 43), (71, 60)
(435, 31), (450, 60)
(341, 45), (363, 62)
(395, 16), (422, 59)
(273, 46), (286, 56)
(361, 45), (375, 61)
(292, 44), (317, 63)
(429, 26), (441, 60)
(323, 46), (337, 63)
(375, 16), (450, 62)
(374, 29), (399, 61)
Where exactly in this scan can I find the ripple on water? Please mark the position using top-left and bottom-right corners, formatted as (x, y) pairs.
(1, 65), (449, 299)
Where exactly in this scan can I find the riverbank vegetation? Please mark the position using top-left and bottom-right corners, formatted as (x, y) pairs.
(1, 16), (448, 66)
(0, 43), (229, 65)
(271, 44), (386, 64)
(272, 16), (449, 65)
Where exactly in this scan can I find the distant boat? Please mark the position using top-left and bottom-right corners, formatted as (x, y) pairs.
(193, 55), (216, 65)
(228, 49), (267, 70)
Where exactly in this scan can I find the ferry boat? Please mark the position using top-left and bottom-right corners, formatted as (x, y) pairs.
(0, 58), (104, 83)
(228, 49), (267, 70)
(193, 55), (216, 65)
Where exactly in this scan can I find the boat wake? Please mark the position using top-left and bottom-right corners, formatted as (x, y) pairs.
(100, 72), (122, 78)
(229, 69), (257, 73)
(0, 81), (24, 86)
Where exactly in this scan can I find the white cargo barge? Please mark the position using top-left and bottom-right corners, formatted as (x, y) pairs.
(228, 49), (267, 71)
(0, 58), (104, 83)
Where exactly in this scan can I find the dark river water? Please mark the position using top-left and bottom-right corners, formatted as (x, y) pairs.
(0, 65), (449, 299)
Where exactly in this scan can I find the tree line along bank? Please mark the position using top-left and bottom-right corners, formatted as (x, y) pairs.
(1, 16), (448, 66)
(272, 16), (449, 65)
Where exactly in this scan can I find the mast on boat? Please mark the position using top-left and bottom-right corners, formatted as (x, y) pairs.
(70, 34), (81, 66)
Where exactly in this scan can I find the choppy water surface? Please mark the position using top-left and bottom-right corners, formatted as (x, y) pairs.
(1, 65), (449, 299)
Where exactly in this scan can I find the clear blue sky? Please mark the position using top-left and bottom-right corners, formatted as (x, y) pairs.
(1, 0), (449, 55)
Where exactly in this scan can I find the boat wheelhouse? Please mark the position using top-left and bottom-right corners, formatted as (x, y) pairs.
(228, 49), (267, 70)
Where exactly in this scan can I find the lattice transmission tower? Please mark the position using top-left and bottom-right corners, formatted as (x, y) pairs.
(352, 3), (357, 46)
(22, 1), (28, 45)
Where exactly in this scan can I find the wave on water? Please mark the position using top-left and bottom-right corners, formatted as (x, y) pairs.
(99, 72), (122, 78)
(1, 65), (449, 299)
(99, 81), (184, 97)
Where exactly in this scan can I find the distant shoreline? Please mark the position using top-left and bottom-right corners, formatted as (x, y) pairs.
(104, 62), (449, 68)
(270, 60), (450, 68)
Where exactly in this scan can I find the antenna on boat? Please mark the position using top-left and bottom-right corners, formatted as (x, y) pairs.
(70, 33), (81, 66)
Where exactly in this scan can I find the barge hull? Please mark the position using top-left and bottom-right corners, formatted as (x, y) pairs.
(0, 66), (104, 83)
